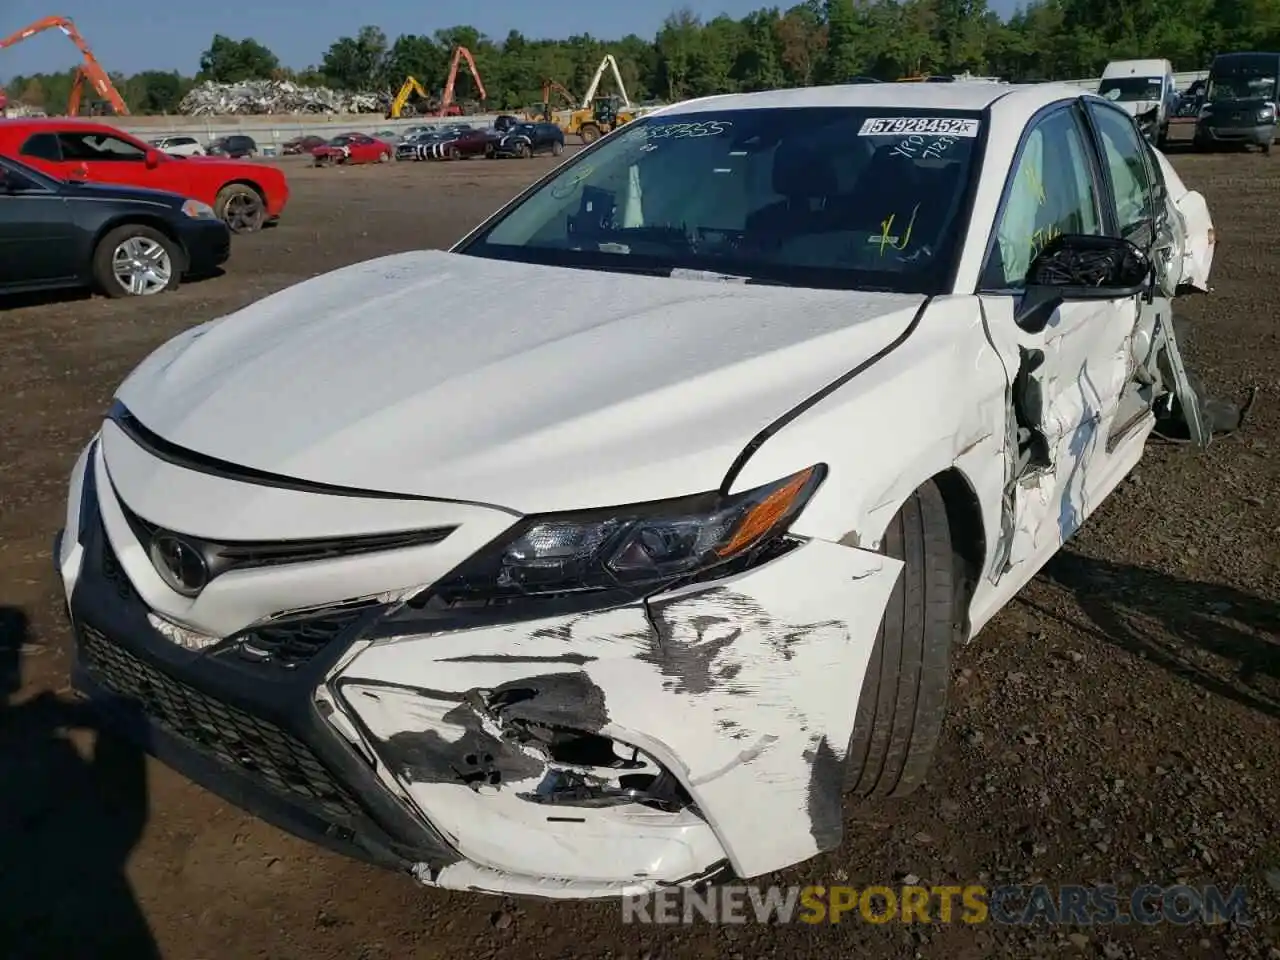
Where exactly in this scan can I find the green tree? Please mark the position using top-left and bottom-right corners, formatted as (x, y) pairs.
(198, 35), (280, 82)
(820, 0), (863, 81)
(322, 26), (390, 91)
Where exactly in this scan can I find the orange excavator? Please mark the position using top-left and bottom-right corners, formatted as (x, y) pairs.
(0, 15), (128, 116)
(434, 45), (485, 116)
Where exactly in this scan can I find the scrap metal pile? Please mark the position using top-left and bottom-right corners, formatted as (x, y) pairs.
(178, 80), (385, 115)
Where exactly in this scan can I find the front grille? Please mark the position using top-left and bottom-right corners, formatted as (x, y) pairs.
(119, 498), (454, 575)
(100, 526), (139, 603)
(80, 624), (363, 820)
(232, 598), (380, 669)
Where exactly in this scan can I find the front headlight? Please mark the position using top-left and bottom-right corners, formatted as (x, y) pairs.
(181, 198), (217, 219)
(1259, 105), (1276, 121)
(428, 465), (826, 604)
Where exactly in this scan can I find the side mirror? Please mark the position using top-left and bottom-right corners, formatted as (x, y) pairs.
(1015, 234), (1153, 333)
(144, 149), (162, 169)
(68, 162), (89, 181)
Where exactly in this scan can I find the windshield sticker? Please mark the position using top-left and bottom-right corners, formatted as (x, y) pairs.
(889, 134), (960, 159)
(859, 117), (979, 137)
(645, 120), (734, 139)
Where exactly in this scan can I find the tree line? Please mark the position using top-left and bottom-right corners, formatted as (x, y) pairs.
(1, 0), (1267, 115)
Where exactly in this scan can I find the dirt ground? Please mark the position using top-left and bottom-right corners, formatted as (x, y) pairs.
(1, 141), (1278, 960)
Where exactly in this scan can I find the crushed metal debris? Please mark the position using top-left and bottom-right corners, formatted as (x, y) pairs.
(178, 80), (384, 116)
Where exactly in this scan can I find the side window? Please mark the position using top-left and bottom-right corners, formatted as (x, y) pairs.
(56, 133), (145, 161)
(1085, 101), (1154, 241)
(20, 133), (62, 162)
(982, 107), (1103, 289)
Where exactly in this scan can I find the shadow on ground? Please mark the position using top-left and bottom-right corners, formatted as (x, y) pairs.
(1033, 552), (1280, 717)
(0, 606), (161, 959)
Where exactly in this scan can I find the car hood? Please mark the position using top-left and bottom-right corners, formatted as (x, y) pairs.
(114, 251), (925, 513)
(1206, 96), (1273, 112)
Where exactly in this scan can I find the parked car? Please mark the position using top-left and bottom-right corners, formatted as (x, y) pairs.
(52, 84), (1217, 900)
(205, 135), (258, 158)
(429, 127), (500, 160)
(311, 134), (394, 165)
(491, 122), (566, 158)
(1097, 58), (1178, 145)
(281, 135), (326, 155)
(397, 130), (452, 161)
(0, 153), (228, 298)
(0, 119), (289, 233)
(148, 135), (204, 157)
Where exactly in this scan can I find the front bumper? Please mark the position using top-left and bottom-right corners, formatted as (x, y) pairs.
(1195, 118), (1276, 146)
(178, 219), (231, 276)
(55, 431), (902, 897)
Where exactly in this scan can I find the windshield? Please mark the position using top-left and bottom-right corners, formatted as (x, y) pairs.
(458, 107), (982, 293)
(1099, 77), (1163, 102)
(1208, 62), (1278, 100)
(329, 136), (351, 146)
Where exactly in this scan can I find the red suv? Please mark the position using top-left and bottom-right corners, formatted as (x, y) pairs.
(0, 119), (289, 233)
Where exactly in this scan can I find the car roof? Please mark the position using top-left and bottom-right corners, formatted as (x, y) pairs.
(658, 82), (1093, 125)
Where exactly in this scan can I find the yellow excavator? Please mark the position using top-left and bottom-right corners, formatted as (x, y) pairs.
(386, 76), (429, 119)
(566, 55), (637, 143)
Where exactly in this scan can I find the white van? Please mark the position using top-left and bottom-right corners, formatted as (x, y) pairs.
(1098, 58), (1177, 144)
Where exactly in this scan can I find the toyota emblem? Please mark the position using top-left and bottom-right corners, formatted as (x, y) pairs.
(149, 532), (209, 596)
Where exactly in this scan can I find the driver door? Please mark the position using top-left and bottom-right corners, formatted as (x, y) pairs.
(45, 131), (148, 187)
(977, 103), (1142, 579)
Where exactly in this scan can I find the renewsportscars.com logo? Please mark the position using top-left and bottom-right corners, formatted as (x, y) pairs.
(621, 884), (1252, 926)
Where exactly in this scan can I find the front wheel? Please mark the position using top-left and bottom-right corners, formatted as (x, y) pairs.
(93, 224), (182, 298)
(518, 143), (531, 159)
(579, 124), (600, 144)
(448, 146), (461, 161)
(214, 183), (266, 234)
(379, 150), (391, 163)
(552, 140), (564, 156)
(843, 479), (959, 799)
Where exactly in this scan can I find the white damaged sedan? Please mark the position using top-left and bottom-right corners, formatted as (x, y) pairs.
(56, 82), (1216, 898)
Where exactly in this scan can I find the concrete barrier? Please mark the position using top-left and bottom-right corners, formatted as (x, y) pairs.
(113, 114), (502, 153)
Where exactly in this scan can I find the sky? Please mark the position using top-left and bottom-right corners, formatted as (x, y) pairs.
(0, 0), (1025, 82)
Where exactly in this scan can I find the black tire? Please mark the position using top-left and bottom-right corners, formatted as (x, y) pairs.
(579, 124), (600, 144)
(447, 146), (461, 161)
(843, 480), (957, 798)
(552, 140), (564, 156)
(215, 183), (266, 234)
(92, 224), (182, 299)
(518, 143), (531, 159)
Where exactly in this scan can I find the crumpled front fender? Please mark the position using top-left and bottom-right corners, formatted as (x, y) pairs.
(329, 538), (903, 888)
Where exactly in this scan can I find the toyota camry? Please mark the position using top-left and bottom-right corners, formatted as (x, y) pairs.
(55, 82), (1216, 900)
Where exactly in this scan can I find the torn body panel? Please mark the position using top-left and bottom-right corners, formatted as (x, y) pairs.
(328, 538), (903, 887)
(1150, 146), (1215, 291)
